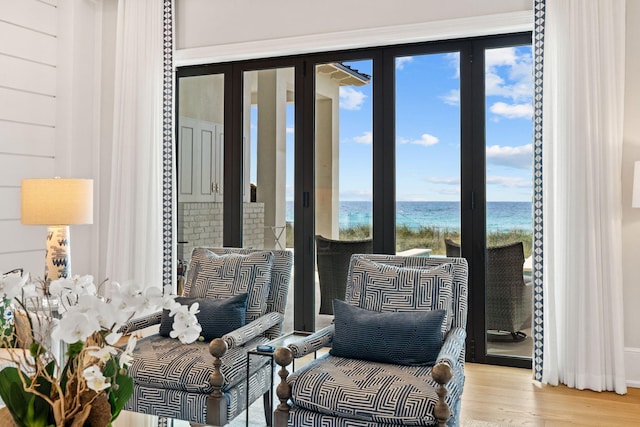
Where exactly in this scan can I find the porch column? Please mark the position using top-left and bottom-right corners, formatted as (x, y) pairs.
(257, 69), (287, 249)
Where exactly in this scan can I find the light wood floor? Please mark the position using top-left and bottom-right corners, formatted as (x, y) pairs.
(461, 363), (640, 426)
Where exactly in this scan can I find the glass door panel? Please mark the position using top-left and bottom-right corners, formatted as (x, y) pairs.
(314, 60), (373, 329)
(176, 73), (225, 294)
(395, 53), (461, 256)
(243, 67), (295, 333)
(484, 45), (533, 360)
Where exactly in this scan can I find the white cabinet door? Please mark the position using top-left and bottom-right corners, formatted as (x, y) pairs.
(178, 117), (223, 202)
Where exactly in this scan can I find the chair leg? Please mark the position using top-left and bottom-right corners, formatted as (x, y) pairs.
(263, 390), (273, 426)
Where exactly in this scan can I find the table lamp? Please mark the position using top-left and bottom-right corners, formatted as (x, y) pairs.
(21, 178), (93, 281)
(633, 161), (640, 208)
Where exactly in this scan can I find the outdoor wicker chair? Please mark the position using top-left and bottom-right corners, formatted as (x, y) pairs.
(444, 238), (461, 257)
(486, 241), (532, 340)
(445, 239), (532, 341)
(315, 235), (372, 314)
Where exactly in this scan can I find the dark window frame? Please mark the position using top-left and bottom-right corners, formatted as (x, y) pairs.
(175, 31), (533, 368)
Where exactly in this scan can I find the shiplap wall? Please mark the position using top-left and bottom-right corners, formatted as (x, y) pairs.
(0, 0), (58, 276)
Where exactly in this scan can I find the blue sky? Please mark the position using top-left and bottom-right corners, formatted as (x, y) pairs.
(255, 45), (533, 203)
(336, 46), (533, 202)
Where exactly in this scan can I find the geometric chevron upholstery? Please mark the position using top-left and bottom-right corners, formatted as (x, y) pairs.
(125, 248), (293, 425)
(183, 249), (274, 322)
(346, 255), (468, 332)
(346, 257), (454, 337)
(288, 354), (465, 426)
(278, 254), (468, 427)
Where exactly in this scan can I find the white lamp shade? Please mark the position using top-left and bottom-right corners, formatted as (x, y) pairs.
(21, 178), (94, 225)
(634, 162), (640, 209)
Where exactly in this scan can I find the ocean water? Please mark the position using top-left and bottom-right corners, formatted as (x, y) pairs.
(286, 201), (532, 232)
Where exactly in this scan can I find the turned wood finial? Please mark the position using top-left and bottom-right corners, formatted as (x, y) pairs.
(274, 347), (293, 426)
(209, 338), (228, 399)
(209, 337), (228, 358)
(432, 362), (453, 427)
(206, 338), (229, 425)
(274, 346), (293, 367)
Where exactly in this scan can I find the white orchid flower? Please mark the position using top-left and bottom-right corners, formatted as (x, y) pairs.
(71, 275), (96, 295)
(0, 272), (28, 300)
(88, 296), (125, 330)
(162, 285), (178, 310)
(118, 281), (146, 311)
(52, 311), (100, 344)
(170, 321), (202, 344)
(170, 302), (200, 322)
(87, 345), (117, 363)
(169, 303), (202, 344)
(20, 280), (39, 299)
(105, 332), (123, 346)
(119, 335), (138, 368)
(140, 286), (164, 312)
(82, 365), (110, 392)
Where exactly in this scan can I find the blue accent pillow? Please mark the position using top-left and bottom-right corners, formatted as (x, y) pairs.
(159, 293), (248, 341)
(330, 299), (445, 366)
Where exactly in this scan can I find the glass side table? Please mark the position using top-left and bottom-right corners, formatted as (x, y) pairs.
(245, 331), (316, 427)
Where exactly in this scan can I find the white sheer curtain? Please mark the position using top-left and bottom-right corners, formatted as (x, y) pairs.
(106, 0), (164, 288)
(542, 0), (627, 394)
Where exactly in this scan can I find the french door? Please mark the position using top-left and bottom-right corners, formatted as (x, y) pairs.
(175, 32), (533, 367)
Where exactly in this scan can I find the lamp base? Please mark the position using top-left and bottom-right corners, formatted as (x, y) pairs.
(45, 225), (71, 282)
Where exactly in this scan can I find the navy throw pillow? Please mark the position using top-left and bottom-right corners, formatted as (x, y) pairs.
(330, 299), (446, 366)
(159, 293), (248, 341)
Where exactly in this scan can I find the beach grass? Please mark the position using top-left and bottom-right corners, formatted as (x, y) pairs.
(287, 223), (532, 258)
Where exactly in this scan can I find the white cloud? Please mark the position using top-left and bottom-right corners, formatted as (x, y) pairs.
(445, 52), (460, 78)
(486, 175), (531, 188)
(413, 134), (439, 147)
(440, 89), (460, 106)
(353, 131), (372, 144)
(485, 47), (517, 67)
(426, 177), (460, 185)
(486, 144), (532, 169)
(489, 102), (533, 119)
(286, 127), (294, 134)
(485, 47), (532, 102)
(339, 87), (367, 110)
(396, 57), (413, 70)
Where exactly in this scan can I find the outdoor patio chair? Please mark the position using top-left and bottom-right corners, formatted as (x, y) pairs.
(274, 254), (468, 427)
(315, 235), (372, 314)
(444, 238), (461, 257)
(485, 242), (532, 340)
(445, 239), (532, 341)
(122, 247), (293, 426)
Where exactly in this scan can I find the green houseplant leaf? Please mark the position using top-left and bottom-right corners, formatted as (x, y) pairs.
(0, 367), (54, 427)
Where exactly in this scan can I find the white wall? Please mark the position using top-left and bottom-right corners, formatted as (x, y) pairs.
(0, 0), (103, 278)
(0, 0), (59, 276)
(176, 0), (531, 50)
(176, 0), (531, 65)
(175, 0), (640, 386)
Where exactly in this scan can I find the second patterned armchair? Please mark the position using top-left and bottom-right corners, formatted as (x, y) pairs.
(274, 254), (468, 427)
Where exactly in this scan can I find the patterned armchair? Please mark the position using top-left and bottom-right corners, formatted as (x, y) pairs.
(123, 247), (293, 426)
(274, 254), (468, 427)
